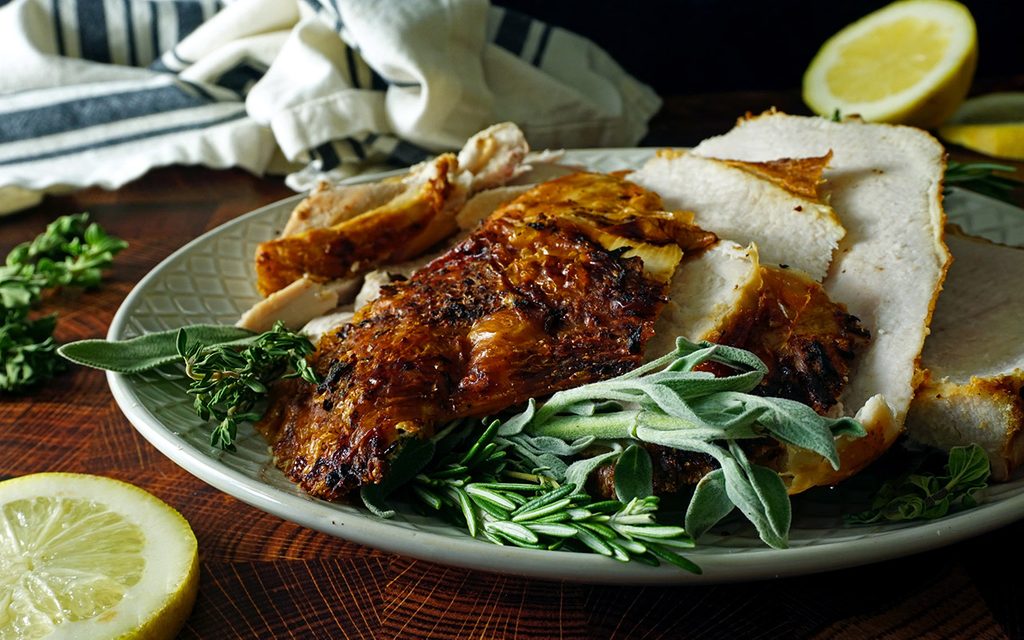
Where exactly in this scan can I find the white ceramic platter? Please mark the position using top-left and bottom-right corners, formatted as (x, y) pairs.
(107, 149), (1024, 584)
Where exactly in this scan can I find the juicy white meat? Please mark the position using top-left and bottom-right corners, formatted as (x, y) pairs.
(631, 151), (844, 282)
(908, 231), (1024, 479)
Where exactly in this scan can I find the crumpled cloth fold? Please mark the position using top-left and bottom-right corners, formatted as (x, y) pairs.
(0, 0), (661, 214)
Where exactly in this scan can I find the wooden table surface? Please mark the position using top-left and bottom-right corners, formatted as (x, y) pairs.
(3, 89), (1024, 640)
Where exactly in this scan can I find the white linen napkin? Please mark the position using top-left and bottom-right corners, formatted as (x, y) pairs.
(0, 0), (661, 215)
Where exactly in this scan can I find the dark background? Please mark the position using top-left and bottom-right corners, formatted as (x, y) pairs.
(498, 1), (1024, 93)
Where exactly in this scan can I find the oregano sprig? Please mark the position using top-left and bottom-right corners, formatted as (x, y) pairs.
(846, 444), (990, 524)
(1, 213), (126, 392)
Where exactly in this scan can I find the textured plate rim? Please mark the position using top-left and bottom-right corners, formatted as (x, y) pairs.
(106, 149), (1024, 585)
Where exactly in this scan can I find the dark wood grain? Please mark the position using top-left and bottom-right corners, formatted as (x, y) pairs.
(3, 84), (1024, 639)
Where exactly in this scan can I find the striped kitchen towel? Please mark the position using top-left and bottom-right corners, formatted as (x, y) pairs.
(0, 0), (661, 215)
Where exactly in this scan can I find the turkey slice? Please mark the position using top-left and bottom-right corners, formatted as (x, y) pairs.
(694, 111), (950, 484)
(631, 150), (844, 281)
(908, 230), (1024, 480)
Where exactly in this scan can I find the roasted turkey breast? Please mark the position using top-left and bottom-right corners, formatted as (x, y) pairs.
(257, 172), (715, 500)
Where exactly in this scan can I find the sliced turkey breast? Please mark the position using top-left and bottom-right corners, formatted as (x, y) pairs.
(631, 150), (844, 281)
(908, 230), (1024, 480)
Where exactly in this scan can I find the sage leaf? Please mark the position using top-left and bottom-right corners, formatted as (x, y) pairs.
(564, 447), (622, 493)
(685, 469), (735, 540)
(700, 392), (864, 469)
(719, 456), (789, 549)
(497, 398), (536, 435)
(613, 444), (653, 502)
(58, 325), (254, 373)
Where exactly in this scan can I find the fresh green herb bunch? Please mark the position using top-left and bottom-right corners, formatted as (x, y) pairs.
(847, 443), (990, 524)
(177, 321), (319, 451)
(360, 337), (867, 569)
(945, 161), (1021, 203)
(0, 213), (126, 392)
(364, 419), (700, 572)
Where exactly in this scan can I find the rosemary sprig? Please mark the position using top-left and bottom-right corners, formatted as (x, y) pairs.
(177, 321), (318, 450)
(945, 161), (1020, 203)
(1, 213), (126, 392)
(402, 419), (700, 572)
(846, 444), (990, 524)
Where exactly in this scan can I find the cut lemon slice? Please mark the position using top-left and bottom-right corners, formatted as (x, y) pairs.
(939, 93), (1024, 160)
(803, 0), (977, 129)
(0, 473), (198, 640)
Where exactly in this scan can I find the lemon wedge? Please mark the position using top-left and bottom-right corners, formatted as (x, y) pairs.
(803, 0), (977, 129)
(939, 93), (1024, 160)
(0, 473), (198, 640)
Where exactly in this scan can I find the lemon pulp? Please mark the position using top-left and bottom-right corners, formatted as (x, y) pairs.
(803, 0), (977, 129)
(0, 497), (145, 639)
(0, 474), (198, 640)
(826, 17), (950, 102)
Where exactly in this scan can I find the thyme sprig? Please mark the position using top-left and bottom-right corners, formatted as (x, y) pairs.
(360, 337), (867, 568)
(397, 420), (700, 572)
(176, 322), (318, 450)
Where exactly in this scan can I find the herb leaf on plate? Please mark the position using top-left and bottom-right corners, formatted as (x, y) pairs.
(945, 161), (1021, 203)
(177, 322), (319, 451)
(846, 443), (990, 524)
(60, 321), (319, 451)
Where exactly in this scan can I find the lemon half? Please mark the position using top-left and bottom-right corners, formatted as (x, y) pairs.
(940, 93), (1024, 160)
(803, 0), (977, 129)
(0, 474), (198, 640)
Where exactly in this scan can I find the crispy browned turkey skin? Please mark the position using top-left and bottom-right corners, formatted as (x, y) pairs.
(257, 172), (715, 500)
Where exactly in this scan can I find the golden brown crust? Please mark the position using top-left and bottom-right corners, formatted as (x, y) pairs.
(721, 152), (832, 202)
(254, 155), (461, 296)
(257, 172), (714, 500)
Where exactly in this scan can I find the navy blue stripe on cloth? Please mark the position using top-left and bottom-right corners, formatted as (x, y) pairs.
(315, 142), (340, 171)
(149, 1), (160, 58)
(0, 109), (247, 167)
(77, 0), (112, 63)
(0, 83), (212, 144)
(326, 0), (343, 30)
(344, 46), (360, 88)
(170, 48), (191, 66)
(347, 137), (365, 160)
(387, 139), (430, 166)
(179, 79), (217, 101)
(214, 60), (266, 95)
(174, 1), (204, 42)
(52, 0), (66, 56)
(123, 0), (139, 66)
(531, 24), (552, 66)
(494, 9), (531, 56)
(369, 68), (388, 91)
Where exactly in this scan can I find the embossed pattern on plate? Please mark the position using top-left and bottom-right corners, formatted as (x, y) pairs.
(107, 149), (1024, 584)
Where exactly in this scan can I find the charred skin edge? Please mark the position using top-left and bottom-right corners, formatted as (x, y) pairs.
(254, 156), (459, 297)
(257, 173), (708, 501)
